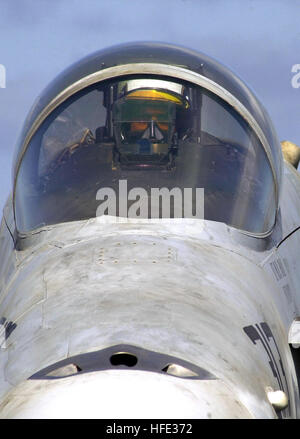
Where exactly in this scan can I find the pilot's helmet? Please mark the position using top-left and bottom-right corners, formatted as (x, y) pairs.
(112, 79), (190, 154)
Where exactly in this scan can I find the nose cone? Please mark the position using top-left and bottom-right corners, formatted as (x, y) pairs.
(0, 370), (252, 419)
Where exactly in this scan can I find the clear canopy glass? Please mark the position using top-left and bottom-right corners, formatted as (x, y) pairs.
(15, 75), (276, 234)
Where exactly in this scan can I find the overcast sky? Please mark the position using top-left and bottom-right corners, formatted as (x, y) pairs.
(0, 0), (299, 212)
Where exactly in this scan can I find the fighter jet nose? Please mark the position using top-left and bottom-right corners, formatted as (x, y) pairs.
(0, 370), (252, 419)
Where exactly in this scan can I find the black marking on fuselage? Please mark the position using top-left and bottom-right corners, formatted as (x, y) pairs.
(243, 322), (290, 419)
(0, 317), (17, 346)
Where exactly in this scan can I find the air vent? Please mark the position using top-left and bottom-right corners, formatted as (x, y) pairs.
(46, 364), (81, 378)
(162, 363), (199, 378)
(110, 352), (138, 367)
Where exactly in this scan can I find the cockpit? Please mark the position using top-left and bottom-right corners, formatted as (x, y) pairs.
(13, 43), (282, 236)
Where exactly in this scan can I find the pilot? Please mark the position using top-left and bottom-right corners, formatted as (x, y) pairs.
(111, 84), (191, 168)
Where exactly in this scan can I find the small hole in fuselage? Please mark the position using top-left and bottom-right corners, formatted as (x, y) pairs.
(110, 352), (138, 367)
